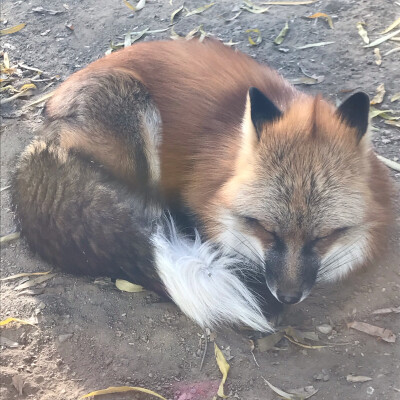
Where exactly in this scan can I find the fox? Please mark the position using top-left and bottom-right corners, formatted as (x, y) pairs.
(12, 39), (394, 332)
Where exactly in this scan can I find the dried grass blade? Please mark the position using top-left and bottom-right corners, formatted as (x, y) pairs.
(1, 270), (52, 282)
(376, 155), (400, 172)
(81, 386), (166, 399)
(0, 23), (26, 36)
(274, 21), (289, 44)
(185, 3), (215, 17)
(364, 28), (400, 47)
(380, 17), (400, 34)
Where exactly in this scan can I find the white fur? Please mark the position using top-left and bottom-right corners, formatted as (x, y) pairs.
(317, 236), (368, 283)
(216, 211), (265, 265)
(152, 218), (272, 332)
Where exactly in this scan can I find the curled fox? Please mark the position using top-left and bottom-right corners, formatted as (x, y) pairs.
(12, 39), (393, 332)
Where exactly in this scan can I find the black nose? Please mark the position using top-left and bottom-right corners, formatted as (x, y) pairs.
(276, 290), (302, 304)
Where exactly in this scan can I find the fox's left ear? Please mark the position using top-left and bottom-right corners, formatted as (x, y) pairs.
(336, 92), (370, 142)
(244, 87), (282, 141)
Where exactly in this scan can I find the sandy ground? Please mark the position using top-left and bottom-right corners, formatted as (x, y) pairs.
(1, 1), (399, 399)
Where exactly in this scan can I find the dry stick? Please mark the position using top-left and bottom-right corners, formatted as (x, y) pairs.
(199, 329), (208, 371)
(376, 155), (400, 172)
(0, 232), (21, 244)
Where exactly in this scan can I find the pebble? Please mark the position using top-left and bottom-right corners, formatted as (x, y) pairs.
(317, 324), (333, 335)
(58, 334), (73, 343)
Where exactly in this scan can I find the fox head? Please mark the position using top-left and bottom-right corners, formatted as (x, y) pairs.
(211, 88), (385, 305)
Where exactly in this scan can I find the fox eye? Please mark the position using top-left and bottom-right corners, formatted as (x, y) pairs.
(314, 227), (350, 243)
(242, 216), (276, 236)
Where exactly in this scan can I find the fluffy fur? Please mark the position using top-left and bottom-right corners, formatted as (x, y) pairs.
(11, 39), (394, 331)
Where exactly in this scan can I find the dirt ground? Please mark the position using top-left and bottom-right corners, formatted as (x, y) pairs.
(1, 0), (399, 399)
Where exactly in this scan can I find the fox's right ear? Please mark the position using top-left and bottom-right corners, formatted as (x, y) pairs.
(243, 87), (282, 141)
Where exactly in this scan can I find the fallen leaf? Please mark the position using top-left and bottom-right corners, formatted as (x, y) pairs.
(0, 232), (20, 244)
(124, 32), (132, 48)
(225, 11), (242, 22)
(263, 378), (317, 399)
(284, 334), (328, 349)
(170, 26), (182, 40)
(372, 306), (400, 314)
(115, 279), (144, 293)
(0, 23), (26, 36)
(290, 64), (324, 85)
(376, 155), (400, 172)
(0, 336), (19, 348)
(369, 106), (397, 120)
(307, 12), (334, 29)
(17, 288), (45, 296)
(374, 48), (382, 65)
(215, 343), (230, 398)
(223, 39), (240, 46)
(370, 83), (386, 105)
(3, 51), (9, 69)
(348, 321), (396, 343)
(246, 28), (262, 46)
(384, 120), (400, 128)
(357, 22), (369, 44)
(14, 274), (56, 291)
(296, 41), (335, 49)
(123, 0), (146, 11)
(391, 93), (400, 102)
(171, 5), (184, 24)
(380, 17), (400, 34)
(12, 375), (24, 396)
(257, 332), (284, 351)
(274, 21), (289, 45)
(364, 28), (400, 48)
(285, 327), (320, 342)
(185, 3), (215, 17)
(260, 0), (317, 4)
(1, 270), (52, 281)
(26, 90), (54, 107)
(346, 375), (372, 383)
(384, 46), (400, 56)
(32, 7), (65, 15)
(0, 317), (36, 327)
(241, 0), (270, 14)
(81, 386), (166, 399)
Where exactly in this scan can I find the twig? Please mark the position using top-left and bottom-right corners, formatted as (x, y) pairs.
(0, 185), (11, 192)
(18, 63), (43, 75)
(200, 329), (208, 371)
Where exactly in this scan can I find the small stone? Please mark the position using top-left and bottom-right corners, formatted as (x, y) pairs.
(317, 324), (333, 335)
(58, 334), (73, 343)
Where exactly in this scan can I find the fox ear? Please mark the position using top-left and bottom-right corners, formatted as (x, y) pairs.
(336, 92), (370, 142)
(247, 87), (282, 139)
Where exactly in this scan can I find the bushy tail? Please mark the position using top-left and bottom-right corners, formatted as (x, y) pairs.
(12, 138), (163, 290)
(12, 138), (273, 331)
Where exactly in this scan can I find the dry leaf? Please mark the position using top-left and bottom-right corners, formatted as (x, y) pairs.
(274, 21), (289, 45)
(185, 3), (215, 17)
(370, 83), (386, 105)
(0, 336), (19, 348)
(296, 41), (335, 49)
(214, 343), (230, 398)
(390, 93), (400, 102)
(257, 332), (284, 351)
(123, 0), (146, 11)
(1, 270), (52, 282)
(376, 155), (400, 172)
(346, 375), (373, 383)
(81, 386), (166, 399)
(171, 5), (184, 24)
(17, 288), (45, 296)
(374, 48), (382, 65)
(115, 279), (144, 293)
(357, 22), (369, 44)
(284, 334), (327, 349)
(3, 51), (10, 69)
(32, 6), (64, 15)
(384, 120), (400, 128)
(364, 28), (400, 48)
(380, 17), (400, 34)
(223, 39), (240, 46)
(246, 28), (262, 46)
(385, 47), (400, 56)
(170, 26), (182, 40)
(0, 232), (20, 244)
(12, 375), (25, 396)
(0, 23), (26, 36)
(263, 378), (318, 399)
(225, 11), (242, 22)
(348, 321), (396, 343)
(14, 274), (56, 291)
(26, 90), (54, 107)
(284, 327), (319, 342)
(307, 12), (334, 29)
(372, 306), (400, 315)
(124, 33), (132, 48)
(241, 0), (270, 14)
(260, 0), (317, 4)
(0, 317), (36, 327)
(369, 106), (397, 119)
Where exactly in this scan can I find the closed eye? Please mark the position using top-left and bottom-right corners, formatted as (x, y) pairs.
(314, 226), (350, 243)
(242, 216), (277, 237)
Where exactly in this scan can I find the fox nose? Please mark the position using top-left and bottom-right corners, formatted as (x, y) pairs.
(276, 290), (302, 304)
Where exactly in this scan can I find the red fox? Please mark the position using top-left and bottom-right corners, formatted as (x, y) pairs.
(12, 39), (393, 332)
